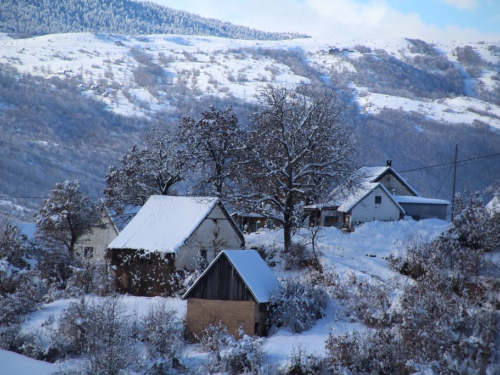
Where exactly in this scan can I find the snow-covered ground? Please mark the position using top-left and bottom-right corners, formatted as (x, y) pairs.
(1, 33), (499, 131)
(5, 218), (449, 373)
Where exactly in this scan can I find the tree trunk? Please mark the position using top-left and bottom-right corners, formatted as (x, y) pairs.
(283, 193), (293, 252)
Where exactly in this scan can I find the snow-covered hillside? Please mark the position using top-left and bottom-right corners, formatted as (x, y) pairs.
(1, 33), (499, 130)
(5, 219), (450, 373)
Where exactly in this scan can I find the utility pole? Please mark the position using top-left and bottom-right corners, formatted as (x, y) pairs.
(451, 144), (458, 222)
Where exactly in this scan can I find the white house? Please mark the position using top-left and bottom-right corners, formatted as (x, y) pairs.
(74, 200), (119, 260)
(305, 161), (450, 230)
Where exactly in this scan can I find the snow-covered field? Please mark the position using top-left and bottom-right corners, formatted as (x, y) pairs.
(4, 218), (449, 373)
(1, 32), (499, 131)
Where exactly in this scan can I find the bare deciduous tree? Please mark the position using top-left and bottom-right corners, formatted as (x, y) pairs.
(238, 83), (359, 251)
(34, 180), (101, 260)
(103, 121), (187, 223)
(178, 105), (243, 199)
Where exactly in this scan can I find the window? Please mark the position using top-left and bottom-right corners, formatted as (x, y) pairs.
(84, 247), (93, 258)
(200, 249), (207, 261)
(375, 196), (382, 204)
(324, 216), (339, 227)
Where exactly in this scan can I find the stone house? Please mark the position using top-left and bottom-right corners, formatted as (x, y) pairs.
(107, 196), (245, 296)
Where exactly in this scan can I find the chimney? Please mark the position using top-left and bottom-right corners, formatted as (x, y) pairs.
(386, 160), (392, 167)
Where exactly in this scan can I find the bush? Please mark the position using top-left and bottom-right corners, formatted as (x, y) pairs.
(326, 329), (410, 375)
(282, 241), (310, 270)
(201, 323), (263, 374)
(142, 300), (185, 374)
(344, 276), (392, 328)
(268, 279), (328, 333)
(278, 346), (325, 375)
(57, 297), (139, 375)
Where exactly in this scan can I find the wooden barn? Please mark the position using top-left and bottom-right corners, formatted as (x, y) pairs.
(183, 250), (279, 340)
(107, 196), (245, 296)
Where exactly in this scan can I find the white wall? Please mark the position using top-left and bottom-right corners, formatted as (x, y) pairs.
(75, 214), (118, 260)
(175, 204), (244, 270)
(350, 186), (401, 224)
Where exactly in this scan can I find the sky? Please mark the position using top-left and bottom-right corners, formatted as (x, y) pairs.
(147, 0), (500, 41)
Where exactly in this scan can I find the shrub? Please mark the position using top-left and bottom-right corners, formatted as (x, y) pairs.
(201, 323), (263, 374)
(58, 297), (139, 375)
(268, 279), (328, 333)
(325, 329), (410, 375)
(278, 346), (325, 375)
(142, 300), (185, 374)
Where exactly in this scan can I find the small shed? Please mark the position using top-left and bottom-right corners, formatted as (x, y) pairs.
(183, 250), (279, 340)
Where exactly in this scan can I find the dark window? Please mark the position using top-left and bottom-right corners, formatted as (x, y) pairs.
(324, 216), (339, 227)
(375, 196), (382, 204)
(200, 249), (207, 261)
(84, 247), (93, 258)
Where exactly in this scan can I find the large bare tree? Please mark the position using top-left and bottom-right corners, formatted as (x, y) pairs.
(103, 121), (187, 223)
(239, 83), (359, 251)
(35, 180), (101, 260)
(178, 105), (242, 199)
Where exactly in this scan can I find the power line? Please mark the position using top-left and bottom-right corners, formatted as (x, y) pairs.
(1, 151), (499, 200)
(398, 151), (500, 174)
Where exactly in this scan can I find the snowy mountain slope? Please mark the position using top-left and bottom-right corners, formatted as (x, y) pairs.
(1, 33), (498, 127)
(1, 32), (500, 223)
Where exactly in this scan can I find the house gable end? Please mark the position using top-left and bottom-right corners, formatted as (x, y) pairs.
(374, 168), (419, 197)
(183, 253), (256, 302)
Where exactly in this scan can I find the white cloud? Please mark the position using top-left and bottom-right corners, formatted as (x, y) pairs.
(153, 0), (499, 41)
(442, 0), (478, 10)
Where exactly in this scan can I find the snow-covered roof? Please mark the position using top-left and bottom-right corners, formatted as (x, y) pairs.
(183, 250), (279, 303)
(394, 196), (450, 205)
(231, 212), (267, 218)
(337, 182), (405, 214)
(107, 196), (220, 253)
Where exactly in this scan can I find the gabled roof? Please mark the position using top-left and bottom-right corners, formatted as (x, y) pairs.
(358, 166), (420, 197)
(338, 182), (405, 214)
(183, 250), (279, 304)
(108, 196), (227, 253)
(97, 198), (120, 235)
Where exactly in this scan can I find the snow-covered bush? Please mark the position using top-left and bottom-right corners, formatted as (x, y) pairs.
(325, 329), (409, 375)
(268, 279), (328, 333)
(57, 298), (92, 355)
(142, 300), (185, 374)
(282, 241), (310, 270)
(278, 346), (325, 375)
(64, 260), (115, 297)
(219, 329), (263, 375)
(58, 296), (139, 375)
(386, 233), (427, 280)
(202, 324), (263, 375)
(342, 276), (392, 328)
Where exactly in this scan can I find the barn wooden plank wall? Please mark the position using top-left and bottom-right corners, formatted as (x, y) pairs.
(187, 255), (255, 301)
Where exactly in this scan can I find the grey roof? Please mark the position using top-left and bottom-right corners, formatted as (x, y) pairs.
(183, 250), (279, 303)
